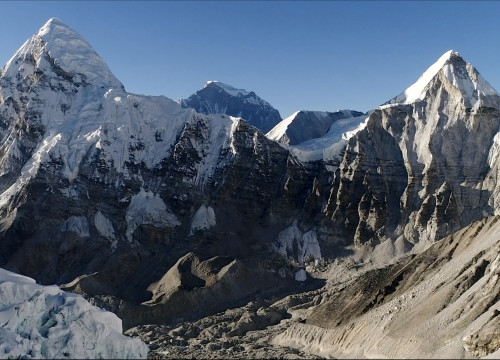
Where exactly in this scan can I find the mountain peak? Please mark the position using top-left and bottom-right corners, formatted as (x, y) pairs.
(204, 81), (252, 97)
(40, 17), (67, 31)
(2, 18), (122, 90)
(385, 50), (498, 107)
(181, 81), (282, 132)
(36, 17), (85, 46)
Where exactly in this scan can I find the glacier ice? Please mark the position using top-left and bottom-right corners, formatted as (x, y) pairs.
(0, 267), (148, 359)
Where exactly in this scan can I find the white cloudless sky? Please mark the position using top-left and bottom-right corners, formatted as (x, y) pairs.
(1, 1), (500, 118)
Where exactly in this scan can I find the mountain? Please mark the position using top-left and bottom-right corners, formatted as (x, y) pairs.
(0, 267), (148, 359)
(0, 18), (328, 330)
(180, 81), (282, 133)
(266, 109), (365, 146)
(321, 49), (500, 250)
(3, 18), (500, 358)
(126, 50), (500, 359)
(385, 50), (498, 107)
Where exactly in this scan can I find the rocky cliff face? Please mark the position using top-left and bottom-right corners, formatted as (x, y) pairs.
(324, 51), (500, 250)
(180, 81), (282, 133)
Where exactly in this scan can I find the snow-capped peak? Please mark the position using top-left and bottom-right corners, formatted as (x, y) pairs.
(204, 81), (252, 97)
(2, 17), (123, 90)
(385, 50), (498, 107)
(38, 17), (69, 34)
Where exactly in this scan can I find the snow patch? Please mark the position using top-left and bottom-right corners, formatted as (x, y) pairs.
(62, 216), (90, 238)
(488, 132), (500, 168)
(94, 211), (115, 239)
(0, 267), (148, 359)
(272, 221), (322, 264)
(205, 81), (251, 97)
(295, 269), (307, 282)
(203, 81), (271, 107)
(125, 189), (180, 241)
(266, 111), (300, 142)
(190, 204), (216, 233)
(190, 114), (237, 187)
(0, 134), (62, 208)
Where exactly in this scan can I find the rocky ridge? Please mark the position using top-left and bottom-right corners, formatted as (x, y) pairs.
(274, 215), (500, 358)
(130, 215), (500, 358)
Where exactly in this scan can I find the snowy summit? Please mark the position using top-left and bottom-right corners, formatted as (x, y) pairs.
(2, 18), (123, 90)
(204, 81), (252, 98)
(385, 50), (498, 107)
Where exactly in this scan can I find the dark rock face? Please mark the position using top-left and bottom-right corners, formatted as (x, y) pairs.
(180, 81), (282, 133)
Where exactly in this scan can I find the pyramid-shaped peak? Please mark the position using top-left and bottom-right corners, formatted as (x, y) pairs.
(1, 18), (123, 90)
(442, 49), (460, 59)
(42, 17), (67, 28)
(36, 18), (88, 46)
(385, 50), (498, 106)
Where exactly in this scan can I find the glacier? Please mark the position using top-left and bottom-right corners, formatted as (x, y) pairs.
(0, 267), (148, 359)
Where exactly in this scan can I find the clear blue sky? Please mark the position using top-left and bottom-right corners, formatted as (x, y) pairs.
(1, 1), (500, 118)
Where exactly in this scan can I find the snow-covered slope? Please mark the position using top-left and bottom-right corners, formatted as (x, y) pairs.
(287, 113), (368, 163)
(0, 267), (148, 359)
(2, 18), (123, 91)
(204, 81), (252, 97)
(0, 18), (239, 194)
(180, 81), (282, 132)
(265, 110), (368, 164)
(266, 109), (365, 146)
